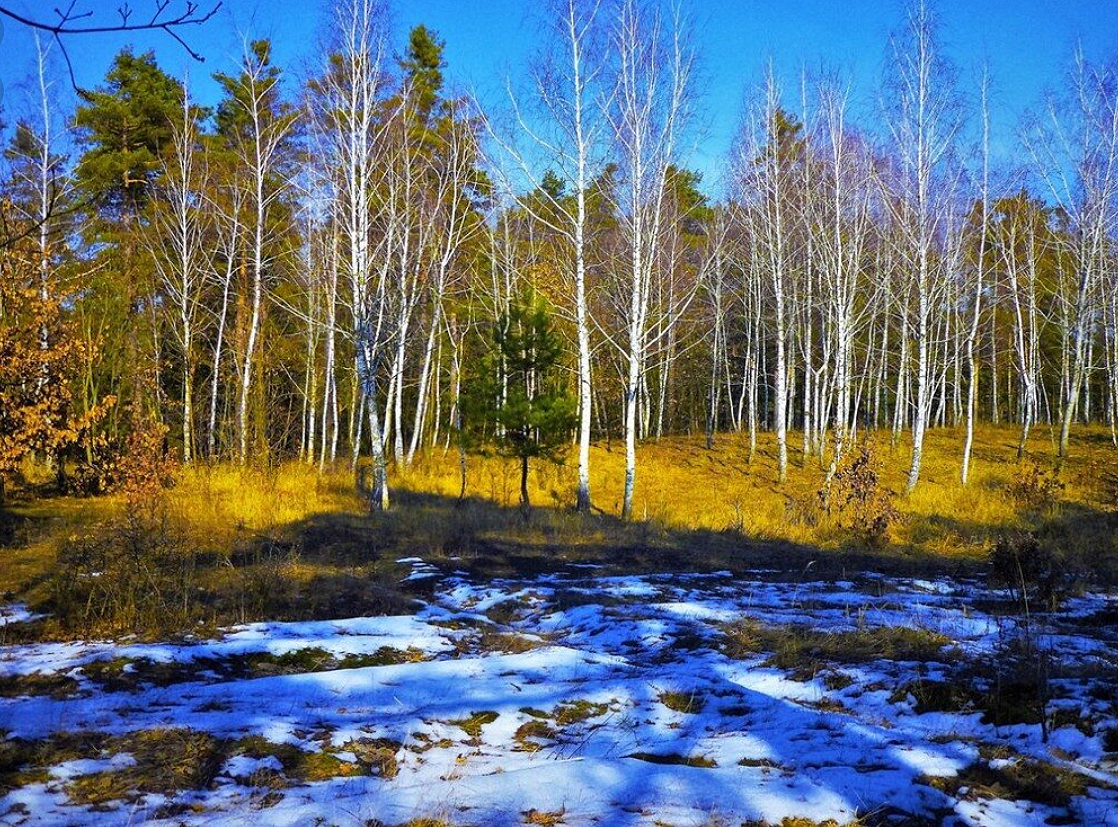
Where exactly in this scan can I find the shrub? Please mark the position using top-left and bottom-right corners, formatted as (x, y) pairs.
(112, 418), (179, 500)
(51, 423), (192, 636)
(1008, 459), (1063, 511)
(826, 445), (900, 547)
(784, 490), (822, 527)
(988, 533), (1064, 612)
(51, 505), (198, 637)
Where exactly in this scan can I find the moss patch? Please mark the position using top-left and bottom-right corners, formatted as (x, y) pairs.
(0, 672), (80, 699)
(3, 727), (400, 806)
(65, 728), (225, 805)
(80, 646), (427, 692)
(725, 620), (951, 676)
(514, 720), (556, 753)
(890, 678), (1048, 726)
(922, 758), (1092, 808)
(554, 700), (609, 725)
(522, 808), (565, 825)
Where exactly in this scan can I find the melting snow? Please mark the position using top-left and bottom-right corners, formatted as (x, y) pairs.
(1, 563), (1116, 826)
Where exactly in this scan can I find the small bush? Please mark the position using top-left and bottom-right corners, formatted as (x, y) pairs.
(826, 445), (899, 547)
(1008, 459), (1063, 511)
(988, 533), (1064, 612)
(51, 503), (197, 637)
(784, 490), (822, 527)
(48, 418), (191, 637)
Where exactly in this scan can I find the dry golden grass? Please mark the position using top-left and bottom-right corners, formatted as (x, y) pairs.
(3, 424), (1117, 631)
(0, 463), (381, 638)
(402, 424), (1118, 562)
(169, 462), (363, 550)
(0, 463), (359, 594)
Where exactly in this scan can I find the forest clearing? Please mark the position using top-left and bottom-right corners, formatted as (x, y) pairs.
(3, 0), (1118, 823)
(2, 428), (1118, 826)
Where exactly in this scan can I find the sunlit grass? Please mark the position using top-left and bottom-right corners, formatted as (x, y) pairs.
(4, 424), (1116, 605)
(167, 462), (362, 554)
(402, 423), (1115, 561)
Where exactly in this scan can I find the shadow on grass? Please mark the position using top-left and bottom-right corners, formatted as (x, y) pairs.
(280, 487), (976, 584)
(10, 477), (1118, 643)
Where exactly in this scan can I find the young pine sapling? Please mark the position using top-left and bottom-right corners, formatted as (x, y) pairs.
(463, 290), (577, 510)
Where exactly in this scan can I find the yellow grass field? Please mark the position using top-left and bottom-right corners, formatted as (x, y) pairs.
(402, 424), (1116, 559)
(3, 424), (1116, 611)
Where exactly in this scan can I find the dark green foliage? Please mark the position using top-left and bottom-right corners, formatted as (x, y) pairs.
(400, 25), (446, 123)
(539, 169), (566, 200)
(73, 49), (183, 214)
(214, 40), (292, 145)
(462, 289), (577, 508)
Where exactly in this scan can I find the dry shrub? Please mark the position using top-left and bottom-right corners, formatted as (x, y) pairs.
(66, 417), (178, 498)
(49, 420), (195, 636)
(986, 533), (1067, 741)
(988, 532), (1065, 612)
(229, 540), (301, 624)
(51, 510), (197, 637)
(826, 445), (899, 547)
(1008, 459), (1063, 511)
(784, 490), (822, 527)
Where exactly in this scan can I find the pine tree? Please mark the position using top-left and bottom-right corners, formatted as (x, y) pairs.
(74, 49), (183, 215)
(72, 49), (184, 431)
(463, 289), (577, 509)
(400, 24), (446, 125)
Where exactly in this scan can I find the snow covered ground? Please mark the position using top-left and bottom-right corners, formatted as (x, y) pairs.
(1, 561), (1116, 826)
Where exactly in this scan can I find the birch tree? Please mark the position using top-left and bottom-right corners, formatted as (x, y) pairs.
(326, 0), (390, 508)
(960, 70), (990, 485)
(607, 0), (695, 518)
(215, 40), (297, 463)
(150, 81), (206, 462)
(1025, 49), (1118, 461)
(883, 0), (961, 493)
(486, 0), (607, 511)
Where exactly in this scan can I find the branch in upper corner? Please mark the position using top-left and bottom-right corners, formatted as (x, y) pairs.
(0, 1), (222, 90)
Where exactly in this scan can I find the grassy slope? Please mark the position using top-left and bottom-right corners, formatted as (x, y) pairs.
(2, 424), (1116, 636)
(403, 423), (1116, 562)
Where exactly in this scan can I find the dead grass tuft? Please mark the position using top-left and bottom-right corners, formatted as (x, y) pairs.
(553, 699), (610, 725)
(921, 757), (1093, 808)
(451, 711), (499, 738)
(0, 671), (80, 699)
(627, 752), (717, 768)
(523, 807), (566, 825)
(724, 619), (951, 678)
(65, 728), (225, 805)
(513, 720), (556, 752)
(658, 690), (705, 714)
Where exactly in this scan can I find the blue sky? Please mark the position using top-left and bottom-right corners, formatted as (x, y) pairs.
(2, 0), (1117, 189)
